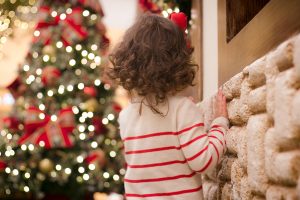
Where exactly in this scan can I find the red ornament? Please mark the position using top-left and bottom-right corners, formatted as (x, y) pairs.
(84, 86), (97, 97)
(6, 76), (26, 99)
(100, 35), (110, 55)
(92, 116), (107, 135)
(0, 160), (7, 172)
(18, 107), (75, 149)
(112, 103), (122, 113)
(2, 116), (20, 131)
(41, 66), (61, 86)
(85, 149), (106, 169)
(170, 12), (188, 31)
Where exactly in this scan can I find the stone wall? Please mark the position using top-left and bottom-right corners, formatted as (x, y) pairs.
(199, 34), (300, 199)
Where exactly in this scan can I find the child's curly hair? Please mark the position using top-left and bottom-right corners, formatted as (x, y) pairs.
(109, 13), (197, 115)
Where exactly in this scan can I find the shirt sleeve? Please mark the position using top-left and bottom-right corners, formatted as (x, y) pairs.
(176, 98), (229, 174)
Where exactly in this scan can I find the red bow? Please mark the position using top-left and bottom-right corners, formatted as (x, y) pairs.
(170, 12), (188, 31)
(33, 6), (88, 46)
(18, 107), (75, 149)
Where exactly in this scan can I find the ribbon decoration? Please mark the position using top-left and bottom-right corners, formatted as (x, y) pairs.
(33, 6), (88, 46)
(18, 107), (75, 149)
(139, 0), (161, 13)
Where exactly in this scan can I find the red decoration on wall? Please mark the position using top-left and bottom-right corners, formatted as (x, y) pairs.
(2, 116), (20, 131)
(85, 149), (106, 168)
(34, 6), (88, 46)
(83, 86), (97, 97)
(41, 66), (61, 86)
(18, 107), (75, 149)
(139, 0), (161, 13)
(6, 76), (26, 99)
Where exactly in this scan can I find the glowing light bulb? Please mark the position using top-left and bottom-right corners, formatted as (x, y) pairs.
(23, 64), (30, 71)
(110, 151), (116, 158)
(91, 141), (98, 148)
(34, 30), (40, 37)
(107, 114), (115, 120)
(83, 173), (89, 180)
(56, 41), (63, 48)
(65, 168), (71, 174)
(113, 174), (120, 181)
(24, 172), (30, 179)
(69, 59), (76, 66)
(103, 172), (110, 179)
(82, 10), (90, 17)
(60, 13), (67, 20)
(24, 186), (29, 192)
(88, 164), (96, 170)
(51, 11), (57, 17)
(43, 55), (50, 62)
(78, 83), (84, 90)
(47, 90), (54, 96)
(91, 44), (98, 51)
(77, 156), (84, 163)
(94, 79), (101, 86)
(55, 164), (62, 171)
(67, 85), (74, 92)
(78, 166), (85, 173)
(66, 46), (72, 52)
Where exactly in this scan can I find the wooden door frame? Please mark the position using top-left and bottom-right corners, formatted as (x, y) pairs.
(191, 0), (203, 101)
(218, 0), (300, 85)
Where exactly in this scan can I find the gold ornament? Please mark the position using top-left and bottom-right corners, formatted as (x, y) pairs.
(93, 192), (108, 200)
(39, 158), (54, 174)
(83, 98), (99, 112)
(42, 45), (56, 56)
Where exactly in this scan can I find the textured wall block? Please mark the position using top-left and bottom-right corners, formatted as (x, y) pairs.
(252, 196), (266, 200)
(273, 151), (300, 185)
(269, 39), (294, 72)
(293, 35), (300, 79)
(218, 157), (235, 181)
(237, 127), (248, 170)
(297, 178), (300, 199)
(265, 78), (276, 119)
(228, 98), (251, 126)
(231, 160), (245, 200)
(291, 91), (300, 128)
(266, 186), (298, 200)
(225, 126), (242, 155)
(247, 114), (270, 194)
(240, 79), (252, 102)
(202, 181), (218, 200)
(244, 56), (266, 88)
(221, 183), (233, 200)
(274, 69), (300, 145)
(265, 53), (280, 119)
(247, 85), (267, 114)
(222, 72), (244, 100)
(240, 177), (253, 200)
(264, 128), (280, 183)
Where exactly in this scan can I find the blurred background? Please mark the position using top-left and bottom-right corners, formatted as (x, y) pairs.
(0, 0), (197, 199)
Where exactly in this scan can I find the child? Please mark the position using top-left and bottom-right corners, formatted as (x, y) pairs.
(109, 13), (228, 200)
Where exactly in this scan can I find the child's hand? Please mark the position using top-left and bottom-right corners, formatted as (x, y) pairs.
(213, 89), (228, 119)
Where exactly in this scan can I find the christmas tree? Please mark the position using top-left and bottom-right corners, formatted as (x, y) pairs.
(0, 0), (125, 199)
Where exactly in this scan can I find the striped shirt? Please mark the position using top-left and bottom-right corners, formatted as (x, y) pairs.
(118, 95), (229, 200)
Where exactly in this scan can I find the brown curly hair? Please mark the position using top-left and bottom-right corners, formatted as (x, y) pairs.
(108, 13), (197, 115)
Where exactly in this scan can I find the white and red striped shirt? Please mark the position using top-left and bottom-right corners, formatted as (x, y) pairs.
(118, 95), (229, 200)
